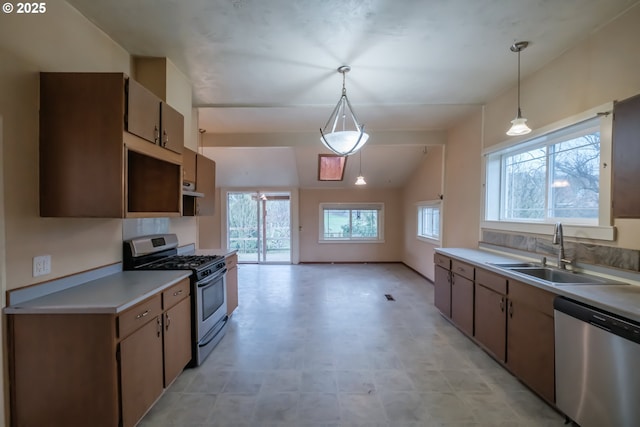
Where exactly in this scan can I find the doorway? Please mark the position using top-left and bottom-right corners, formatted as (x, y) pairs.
(227, 191), (291, 263)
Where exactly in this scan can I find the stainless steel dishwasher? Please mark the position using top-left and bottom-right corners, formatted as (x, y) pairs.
(554, 296), (640, 427)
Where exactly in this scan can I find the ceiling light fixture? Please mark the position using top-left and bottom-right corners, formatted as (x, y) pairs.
(506, 41), (532, 136)
(355, 150), (366, 185)
(320, 65), (369, 156)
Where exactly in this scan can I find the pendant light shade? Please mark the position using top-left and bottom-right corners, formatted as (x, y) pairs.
(320, 66), (369, 156)
(506, 41), (532, 136)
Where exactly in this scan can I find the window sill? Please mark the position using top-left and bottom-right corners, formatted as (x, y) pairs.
(481, 221), (616, 241)
(318, 239), (385, 244)
(417, 236), (441, 245)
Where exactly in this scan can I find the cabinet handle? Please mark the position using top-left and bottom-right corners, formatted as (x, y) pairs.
(165, 313), (171, 330)
(172, 289), (183, 296)
(508, 300), (514, 318)
(156, 316), (162, 337)
(135, 309), (149, 319)
(163, 130), (168, 147)
(499, 297), (505, 312)
(154, 126), (159, 143)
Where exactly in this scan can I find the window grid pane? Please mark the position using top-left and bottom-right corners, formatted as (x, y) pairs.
(418, 205), (440, 239)
(322, 207), (380, 241)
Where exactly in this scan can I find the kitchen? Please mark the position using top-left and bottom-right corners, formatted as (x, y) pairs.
(1, 1), (640, 426)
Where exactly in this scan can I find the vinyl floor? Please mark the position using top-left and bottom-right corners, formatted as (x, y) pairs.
(140, 263), (566, 427)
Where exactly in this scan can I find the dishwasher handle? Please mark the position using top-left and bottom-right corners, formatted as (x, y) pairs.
(554, 296), (640, 344)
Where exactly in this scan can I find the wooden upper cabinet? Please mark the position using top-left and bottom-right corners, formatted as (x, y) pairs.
(161, 102), (184, 154)
(126, 78), (161, 145)
(39, 72), (182, 218)
(183, 148), (197, 185)
(196, 153), (216, 216)
(612, 93), (640, 218)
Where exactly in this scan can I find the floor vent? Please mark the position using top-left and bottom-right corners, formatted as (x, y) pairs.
(385, 294), (395, 301)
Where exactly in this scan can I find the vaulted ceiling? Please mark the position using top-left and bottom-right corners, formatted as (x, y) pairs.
(67, 0), (639, 188)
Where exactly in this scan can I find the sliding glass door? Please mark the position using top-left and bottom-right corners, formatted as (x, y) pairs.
(227, 191), (291, 263)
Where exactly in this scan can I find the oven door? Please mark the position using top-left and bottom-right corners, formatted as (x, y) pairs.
(195, 267), (227, 341)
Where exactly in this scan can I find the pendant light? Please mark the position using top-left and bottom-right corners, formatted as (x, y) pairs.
(506, 41), (532, 136)
(355, 149), (366, 185)
(320, 66), (369, 156)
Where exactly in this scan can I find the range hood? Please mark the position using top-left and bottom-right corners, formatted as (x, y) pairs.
(183, 181), (204, 198)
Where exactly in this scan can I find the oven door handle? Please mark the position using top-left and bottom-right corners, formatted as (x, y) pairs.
(196, 267), (227, 287)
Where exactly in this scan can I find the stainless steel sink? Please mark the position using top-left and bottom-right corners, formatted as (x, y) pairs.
(488, 262), (623, 286)
(489, 262), (540, 268)
(508, 267), (606, 285)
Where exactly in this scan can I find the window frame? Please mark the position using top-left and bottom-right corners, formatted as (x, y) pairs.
(318, 202), (384, 243)
(482, 103), (615, 241)
(416, 200), (441, 244)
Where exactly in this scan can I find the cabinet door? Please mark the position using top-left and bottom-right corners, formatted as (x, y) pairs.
(507, 298), (555, 403)
(612, 94), (640, 218)
(474, 284), (506, 361)
(160, 102), (184, 154)
(196, 154), (216, 215)
(183, 147), (197, 185)
(451, 274), (474, 336)
(120, 316), (164, 427)
(127, 78), (161, 144)
(227, 266), (238, 316)
(163, 297), (192, 387)
(434, 265), (451, 317)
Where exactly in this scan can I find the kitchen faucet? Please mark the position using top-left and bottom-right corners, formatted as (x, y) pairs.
(552, 222), (571, 269)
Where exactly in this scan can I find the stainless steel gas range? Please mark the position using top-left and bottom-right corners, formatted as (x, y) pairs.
(123, 234), (228, 366)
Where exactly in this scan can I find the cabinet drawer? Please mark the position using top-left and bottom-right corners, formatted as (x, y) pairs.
(434, 253), (451, 270)
(476, 268), (507, 295)
(162, 278), (190, 310)
(451, 260), (474, 280)
(118, 294), (162, 339)
(226, 253), (238, 270)
(508, 280), (555, 317)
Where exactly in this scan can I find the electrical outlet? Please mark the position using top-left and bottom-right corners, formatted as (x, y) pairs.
(33, 255), (51, 277)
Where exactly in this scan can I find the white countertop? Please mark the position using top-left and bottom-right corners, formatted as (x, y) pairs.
(436, 247), (640, 323)
(4, 270), (191, 315)
(195, 248), (237, 257)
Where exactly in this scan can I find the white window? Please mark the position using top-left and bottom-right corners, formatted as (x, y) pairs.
(417, 201), (441, 242)
(484, 105), (614, 241)
(319, 203), (384, 242)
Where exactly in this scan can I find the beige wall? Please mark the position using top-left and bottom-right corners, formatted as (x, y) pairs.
(299, 188), (403, 263)
(402, 146), (444, 280)
(0, 1), (199, 292)
(0, 3), (131, 290)
(438, 3), (640, 253)
(442, 111), (484, 248)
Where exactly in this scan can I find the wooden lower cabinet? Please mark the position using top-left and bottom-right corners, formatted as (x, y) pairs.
(474, 284), (507, 361)
(433, 256), (557, 406)
(120, 315), (164, 427)
(506, 280), (556, 403)
(8, 279), (192, 427)
(434, 265), (451, 317)
(451, 274), (474, 336)
(163, 296), (193, 387)
(474, 268), (508, 362)
(9, 314), (119, 427)
(226, 253), (239, 316)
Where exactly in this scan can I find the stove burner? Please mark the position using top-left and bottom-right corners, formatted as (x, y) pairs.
(143, 255), (223, 271)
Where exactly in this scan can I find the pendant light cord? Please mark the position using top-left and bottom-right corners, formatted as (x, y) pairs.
(517, 49), (521, 116)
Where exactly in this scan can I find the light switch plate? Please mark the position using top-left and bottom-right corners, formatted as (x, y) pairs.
(33, 255), (51, 277)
